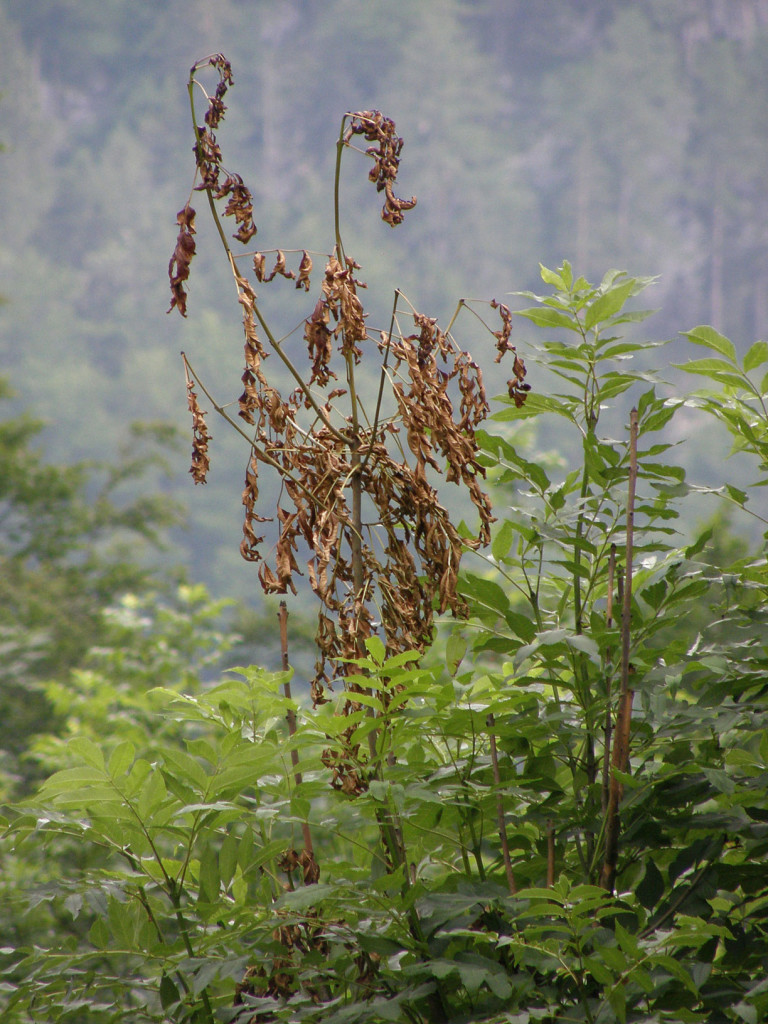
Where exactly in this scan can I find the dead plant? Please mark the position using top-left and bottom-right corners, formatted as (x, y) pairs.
(169, 54), (529, 784)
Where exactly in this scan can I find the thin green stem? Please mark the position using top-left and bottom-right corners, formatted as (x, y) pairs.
(334, 115), (349, 265)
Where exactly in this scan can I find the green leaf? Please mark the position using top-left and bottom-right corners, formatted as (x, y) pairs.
(35, 765), (107, 797)
(492, 392), (575, 421)
(198, 844), (220, 902)
(68, 737), (106, 771)
(107, 741), (135, 779)
(682, 325), (738, 363)
(162, 748), (210, 793)
(637, 858), (664, 909)
(160, 974), (181, 1011)
(445, 633), (467, 676)
(733, 1003), (759, 1024)
(88, 917), (110, 950)
(539, 263), (566, 290)
(219, 831), (239, 889)
(492, 519), (516, 561)
(137, 767), (167, 820)
(514, 306), (580, 331)
(607, 982), (627, 1024)
(675, 357), (746, 386)
(278, 883), (334, 910)
(456, 961), (493, 993)
(744, 340), (768, 373)
(237, 827), (255, 872)
(458, 574), (510, 618)
(584, 279), (635, 330)
(584, 954), (615, 985)
(504, 610), (536, 643)
(725, 483), (748, 506)
(365, 636), (386, 665)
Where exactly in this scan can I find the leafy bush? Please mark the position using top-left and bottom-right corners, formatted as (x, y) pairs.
(5, 264), (768, 1023)
(4, 56), (768, 1024)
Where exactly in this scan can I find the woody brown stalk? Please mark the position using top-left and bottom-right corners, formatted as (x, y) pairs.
(487, 713), (516, 895)
(601, 543), (616, 815)
(279, 601), (315, 869)
(600, 409), (638, 892)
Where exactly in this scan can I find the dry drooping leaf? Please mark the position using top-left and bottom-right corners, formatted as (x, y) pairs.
(216, 173), (257, 244)
(296, 250), (313, 291)
(322, 252), (367, 359)
(491, 299), (530, 407)
(168, 205), (196, 316)
(182, 356), (211, 484)
(200, 53), (233, 130)
(305, 298), (335, 387)
(344, 110), (417, 226)
(240, 452), (267, 560)
(235, 272), (269, 425)
(189, 55), (257, 244)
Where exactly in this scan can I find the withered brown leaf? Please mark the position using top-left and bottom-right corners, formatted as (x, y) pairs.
(296, 250), (313, 291)
(182, 355), (211, 484)
(345, 110), (417, 227)
(168, 205), (197, 317)
(490, 299), (529, 407)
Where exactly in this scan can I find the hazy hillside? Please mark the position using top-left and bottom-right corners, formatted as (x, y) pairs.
(1, 0), (767, 596)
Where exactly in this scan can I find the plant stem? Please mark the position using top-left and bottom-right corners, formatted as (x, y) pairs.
(547, 820), (556, 887)
(599, 408), (638, 892)
(169, 881), (215, 1024)
(601, 543), (616, 816)
(487, 713), (516, 894)
(279, 601), (314, 858)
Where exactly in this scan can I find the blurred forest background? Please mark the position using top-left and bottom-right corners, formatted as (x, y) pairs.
(2, 0), (767, 600)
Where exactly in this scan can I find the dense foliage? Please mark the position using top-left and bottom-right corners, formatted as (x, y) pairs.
(4, 262), (768, 1021)
(4, 23), (768, 1023)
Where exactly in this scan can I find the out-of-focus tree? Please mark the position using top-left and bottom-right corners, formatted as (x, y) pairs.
(0, 378), (183, 769)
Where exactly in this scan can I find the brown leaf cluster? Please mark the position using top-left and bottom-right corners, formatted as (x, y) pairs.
(234, 835), (379, 1017)
(277, 846), (320, 887)
(235, 271), (269, 427)
(321, 741), (368, 795)
(234, 908), (327, 1013)
(182, 357), (211, 484)
(167, 56), (256, 314)
(251, 250), (314, 292)
(389, 313), (494, 547)
(344, 110), (417, 226)
(192, 55), (257, 243)
(322, 252), (367, 359)
(168, 205), (196, 317)
(225, 268), (526, 707)
(491, 299), (530, 407)
(234, 902), (381, 1021)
